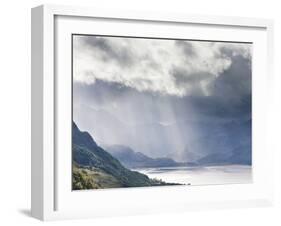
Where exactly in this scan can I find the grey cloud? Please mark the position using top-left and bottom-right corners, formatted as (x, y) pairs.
(74, 45), (252, 118)
(74, 35), (251, 97)
(171, 66), (212, 85)
(209, 54), (251, 103)
(220, 45), (251, 60)
(73, 79), (129, 108)
(81, 36), (135, 67)
(74, 76), (251, 123)
(141, 53), (162, 71)
(170, 67), (214, 96)
(175, 40), (196, 57)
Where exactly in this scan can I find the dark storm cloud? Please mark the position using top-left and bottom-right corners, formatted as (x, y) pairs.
(208, 53), (251, 103)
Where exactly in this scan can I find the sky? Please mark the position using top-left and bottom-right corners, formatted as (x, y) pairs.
(72, 35), (252, 163)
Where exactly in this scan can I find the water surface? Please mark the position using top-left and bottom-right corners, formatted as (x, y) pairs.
(136, 165), (252, 186)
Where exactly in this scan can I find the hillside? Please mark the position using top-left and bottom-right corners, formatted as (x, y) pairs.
(72, 122), (179, 189)
(73, 163), (122, 189)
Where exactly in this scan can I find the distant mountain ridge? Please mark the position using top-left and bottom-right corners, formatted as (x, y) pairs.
(105, 137), (251, 168)
(106, 144), (198, 169)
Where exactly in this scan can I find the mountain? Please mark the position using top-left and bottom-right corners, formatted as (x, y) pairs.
(106, 145), (191, 169)
(108, 117), (251, 166)
(72, 122), (179, 189)
(196, 119), (252, 165)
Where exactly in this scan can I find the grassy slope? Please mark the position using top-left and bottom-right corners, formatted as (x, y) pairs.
(72, 122), (181, 190)
(73, 164), (122, 190)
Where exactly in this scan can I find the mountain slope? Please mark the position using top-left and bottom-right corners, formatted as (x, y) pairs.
(72, 122), (178, 189)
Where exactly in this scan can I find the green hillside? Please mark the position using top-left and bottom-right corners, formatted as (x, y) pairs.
(72, 122), (180, 190)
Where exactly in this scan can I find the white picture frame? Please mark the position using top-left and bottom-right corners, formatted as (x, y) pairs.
(31, 4), (274, 221)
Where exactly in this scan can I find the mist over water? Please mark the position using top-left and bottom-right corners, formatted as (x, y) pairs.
(136, 165), (252, 185)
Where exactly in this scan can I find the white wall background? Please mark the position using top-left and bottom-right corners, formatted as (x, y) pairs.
(0, 0), (280, 225)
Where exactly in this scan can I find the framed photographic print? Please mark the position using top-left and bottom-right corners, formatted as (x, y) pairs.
(31, 4), (274, 221)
